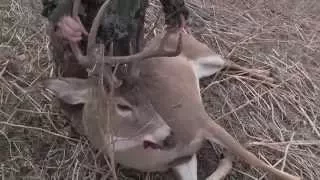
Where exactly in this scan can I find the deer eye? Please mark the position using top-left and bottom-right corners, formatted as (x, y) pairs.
(116, 104), (132, 112)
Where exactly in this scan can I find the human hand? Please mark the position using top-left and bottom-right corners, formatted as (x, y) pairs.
(56, 16), (88, 42)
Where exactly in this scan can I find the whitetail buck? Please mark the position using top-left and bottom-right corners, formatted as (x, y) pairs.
(42, 0), (300, 180)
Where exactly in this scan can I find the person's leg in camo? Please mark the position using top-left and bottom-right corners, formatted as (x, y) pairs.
(160, 0), (189, 27)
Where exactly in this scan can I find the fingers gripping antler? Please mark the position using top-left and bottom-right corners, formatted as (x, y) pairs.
(70, 0), (88, 67)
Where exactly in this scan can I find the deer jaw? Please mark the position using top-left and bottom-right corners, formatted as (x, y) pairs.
(43, 77), (172, 153)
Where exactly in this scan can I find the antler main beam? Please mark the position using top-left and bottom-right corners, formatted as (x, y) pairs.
(103, 31), (183, 65)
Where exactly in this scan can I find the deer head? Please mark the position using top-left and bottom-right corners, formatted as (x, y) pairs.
(43, 0), (182, 153)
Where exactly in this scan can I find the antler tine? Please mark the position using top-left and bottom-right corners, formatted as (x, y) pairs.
(71, 0), (118, 89)
(104, 30), (183, 65)
(86, 0), (112, 54)
(72, 0), (81, 22)
(70, 0), (112, 68)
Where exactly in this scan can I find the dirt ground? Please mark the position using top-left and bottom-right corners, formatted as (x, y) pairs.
(1, 0), (320, 179)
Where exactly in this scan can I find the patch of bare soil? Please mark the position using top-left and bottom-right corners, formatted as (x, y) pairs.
(1, 0), (319, 179)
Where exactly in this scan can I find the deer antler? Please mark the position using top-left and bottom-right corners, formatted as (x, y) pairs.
(70, 0), (113, 68)
(103, 31), (182, 65)
(85, 0), (112, 54)
(70, 0), (118, 90)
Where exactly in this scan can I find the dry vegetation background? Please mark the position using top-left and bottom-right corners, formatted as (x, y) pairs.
(1, 0), (320, 179)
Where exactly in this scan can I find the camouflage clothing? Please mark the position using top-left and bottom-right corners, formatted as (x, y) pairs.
(42, 0), (73, 24)
(159, 0), (189, 26)
(41, 0), (189, 29)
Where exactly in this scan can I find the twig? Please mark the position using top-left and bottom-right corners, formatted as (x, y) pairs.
(281, 132), (295, 171)
(0, 121), (79, 142)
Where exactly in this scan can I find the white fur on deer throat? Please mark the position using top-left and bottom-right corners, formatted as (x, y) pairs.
(109, 124), (171, 152)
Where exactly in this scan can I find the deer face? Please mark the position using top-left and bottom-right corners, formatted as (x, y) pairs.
(111, 77), (173, 150)
(43, 77), (173, 152)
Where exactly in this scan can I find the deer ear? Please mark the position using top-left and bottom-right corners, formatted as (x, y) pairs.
(43, 78), (91, 105)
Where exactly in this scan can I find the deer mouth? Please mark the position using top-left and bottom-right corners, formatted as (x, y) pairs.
(143, 140), (162, 150)
(142, 127), (175, 150)
(143, 135), (176, 150)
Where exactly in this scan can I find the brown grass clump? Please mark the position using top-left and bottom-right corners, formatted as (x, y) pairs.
(1, 0), (320, 179)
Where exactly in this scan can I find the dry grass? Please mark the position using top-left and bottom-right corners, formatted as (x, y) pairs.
(1, 0), (320, 179)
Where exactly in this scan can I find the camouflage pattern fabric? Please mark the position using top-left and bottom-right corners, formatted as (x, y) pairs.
(41, 0), (189, 27)
(42, 0), (73, 24)
(160, 0), (189, 26)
